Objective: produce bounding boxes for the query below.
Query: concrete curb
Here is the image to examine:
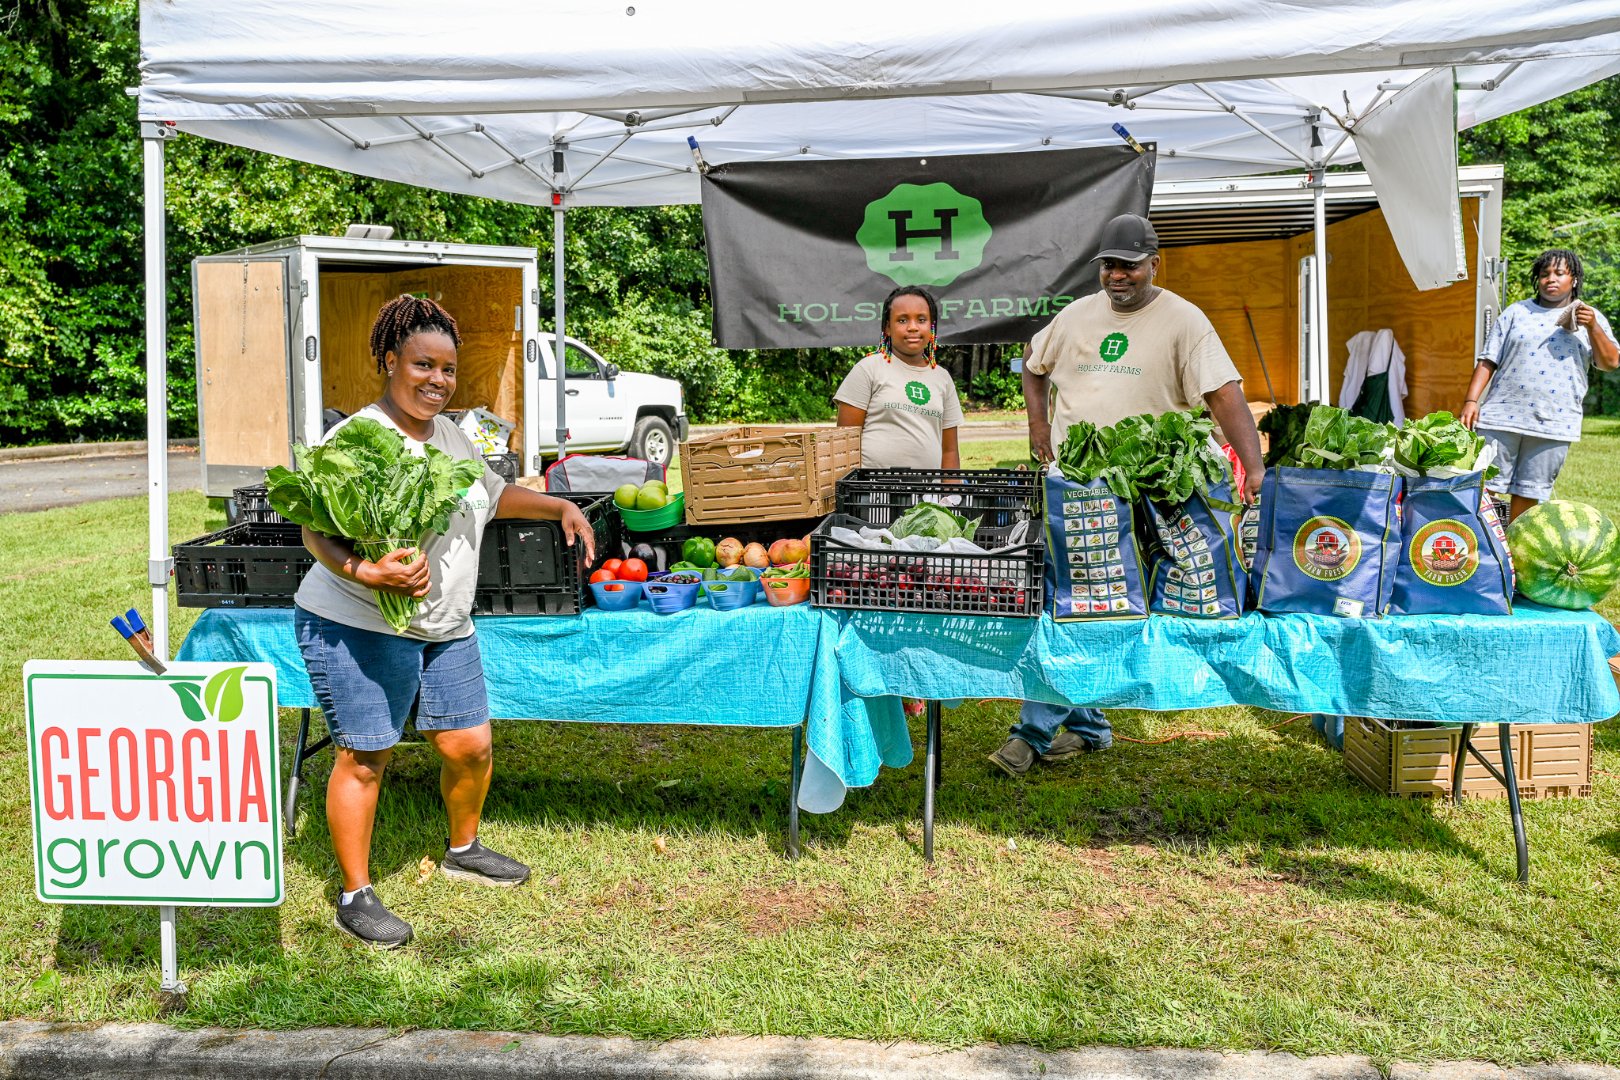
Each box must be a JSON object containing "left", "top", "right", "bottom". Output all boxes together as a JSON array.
[
  {"left": 0, "top": 1022, "right": 1614, "bottom": 1080},
  {"left": 0, "top": 439, "right": 197, "bottom": 464}
]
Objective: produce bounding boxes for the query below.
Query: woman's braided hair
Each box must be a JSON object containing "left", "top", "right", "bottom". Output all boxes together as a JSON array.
[{"left": 370, "top": 294, "right": 461, "bottom": 374}]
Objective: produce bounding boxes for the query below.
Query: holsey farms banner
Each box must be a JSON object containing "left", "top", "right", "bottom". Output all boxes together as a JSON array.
[{"left": 702, "top": 144, "right": 1155, "bottom": 348}]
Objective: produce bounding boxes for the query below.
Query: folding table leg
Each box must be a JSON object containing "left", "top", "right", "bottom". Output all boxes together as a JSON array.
[
  {"left": 923, "top": 701, "right": 941, "bottom": 863},
  {"left": 1452, "top": 723, "right": 1476, "bottom": 804},
  {"left": 284, "top": 708, "right": 334, "bottom": 838},
  {"left": 1498, "top": 722, "right": 1529, "bottom": 885},
  {"left": 787, "top": 725, "right": 804, "bottom": 860}
]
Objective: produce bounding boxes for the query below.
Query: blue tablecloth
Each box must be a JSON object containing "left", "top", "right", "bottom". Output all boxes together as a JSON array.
[
  {"left": 834, "top": 603, "right": 1620, "bottom": 725},
  {"left": 179, "top": 602, "right": 1620, "bottom": 815},
  {"left": 177, "top": 604, "right": 912, "bottom": 814}
]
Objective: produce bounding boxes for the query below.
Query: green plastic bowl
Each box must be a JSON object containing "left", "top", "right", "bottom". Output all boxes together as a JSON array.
[{"left": 617, "top": 491, "right": 685, "bottom": 532}]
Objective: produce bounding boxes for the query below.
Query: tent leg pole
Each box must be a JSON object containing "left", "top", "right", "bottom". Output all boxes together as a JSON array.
[
  {"left": 1311, "top": 172, "right": 1329, "bottom": 404},
  {"left": 553, "top": 205, "right": 568, "bottom": 461},
  {"left": 142, "top": 124, "right": 171, "bottom": 662}
]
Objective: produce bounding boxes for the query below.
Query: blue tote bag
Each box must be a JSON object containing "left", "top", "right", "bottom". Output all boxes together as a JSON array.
[
  {"left": 1144, "top": 481, "right": 1249, "bottom": 618},
  {"left": 1251, "top": 467, "right": 1402, "bottom": 618},
  {"left": 1389, "top": 471, "right": 1514, "bottom": 615},
  {"left": 1043, "top": 468, "right": 1148, "bottom": 620}
]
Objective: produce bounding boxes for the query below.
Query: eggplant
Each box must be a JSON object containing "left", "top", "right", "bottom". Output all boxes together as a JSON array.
[{"left": 630, "top": 541, "right": 665, "bottom": 572}]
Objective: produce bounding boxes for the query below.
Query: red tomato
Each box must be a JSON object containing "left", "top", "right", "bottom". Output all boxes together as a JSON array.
[
  {"left": 618, "top": 558, "right": 649, "bottom": 582},
  {"left": 602, "top": 558, "right": 624, "bottom": 576},
  {"left": 589, "top": 568, "right": 617, "bottom": 584},
  {"left": 603, "top": 582, "right": 625, "bottom": 592}
]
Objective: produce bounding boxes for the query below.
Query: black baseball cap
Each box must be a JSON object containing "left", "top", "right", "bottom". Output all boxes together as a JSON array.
[{"left": 1090, "top": 213, "right": 1159, "bottom": 263}]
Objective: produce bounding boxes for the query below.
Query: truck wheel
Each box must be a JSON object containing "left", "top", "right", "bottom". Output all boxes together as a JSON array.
[{"left": 630, "top": 415, "right": 674, "bottom": 466}]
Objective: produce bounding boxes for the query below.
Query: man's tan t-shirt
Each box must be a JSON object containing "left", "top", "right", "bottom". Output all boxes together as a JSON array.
[
  {"left": 834, "top": 353, "right": 964, "bottom": 470},
  {"left": 294, "top": 405, "right": 507, "bottom": 642},
  {"left": 1025, "top": 289, "right": 1241, "bottom": 441}
]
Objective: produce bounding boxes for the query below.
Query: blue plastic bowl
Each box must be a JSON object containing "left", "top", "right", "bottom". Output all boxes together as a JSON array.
[
  {"left": 705, "top": 578, "right": 760, "bottom": 610},
  {"left": 644, "top": 575, "right": 701, "bottom": 614},
  {"left": 589, "top": 579, "right": 644, "bottom": 612}
]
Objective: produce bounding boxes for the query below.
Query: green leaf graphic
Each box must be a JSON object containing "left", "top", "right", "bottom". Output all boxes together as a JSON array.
[
  {"left": 169, "top": 681, "right": 207, "bottom": 723},
  {"left": 203, "top": 666, "right": 247, "bottom": 723}
]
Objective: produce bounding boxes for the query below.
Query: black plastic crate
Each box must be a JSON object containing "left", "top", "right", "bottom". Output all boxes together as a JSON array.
[
  {"left": 809, "top": 513, "right": 1044, "bottom": 618},
  {"left": 472, "top": 492, "right": 618, "bottom": 616},
  {"left": 484, "top": 452, "right": 520, "bottom": 483},
  {"left": 230, "top": 484, "right": 289, "bottom": 525},
  {"left": 175, "top": 522, "right": 312, "bottom": 608},
  {"left": 606, "top": 516, "right": 823, "bottom": 574},
  {"left": 835, "top": 468, "right": 1041, "bottom": 530}
]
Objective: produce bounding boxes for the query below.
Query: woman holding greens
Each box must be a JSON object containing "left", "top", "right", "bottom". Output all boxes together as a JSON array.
[{"left": 293, "top": 294, "right": 594, "bottom": 949}]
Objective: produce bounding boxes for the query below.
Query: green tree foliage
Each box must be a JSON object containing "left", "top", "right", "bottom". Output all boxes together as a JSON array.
[{"left": 1460, "top": 76, "right": 1620, "bottom": 413}]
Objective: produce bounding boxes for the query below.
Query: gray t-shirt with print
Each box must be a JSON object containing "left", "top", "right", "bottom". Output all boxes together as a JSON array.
[
  {"left": 294, "top": 405, "right": 507, "bottom": 641},
  {"left": 1478, "top": 298, "right": 1613, "bottom": 442}
]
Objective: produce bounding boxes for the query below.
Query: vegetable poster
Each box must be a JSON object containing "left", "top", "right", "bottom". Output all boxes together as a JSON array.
[{"left": 701, "top": 145, "right": 1155, "bottom": 348}]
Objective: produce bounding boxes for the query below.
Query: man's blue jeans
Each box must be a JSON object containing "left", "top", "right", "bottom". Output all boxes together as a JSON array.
[{"left": 1013, "top": 701, "right": 1113, "bottom": 754}]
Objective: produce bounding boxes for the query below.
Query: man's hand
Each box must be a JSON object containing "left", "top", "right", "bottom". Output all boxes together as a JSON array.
[
  {"left": 560, "top": 502, "right": 596, "bottom": 565},
  {"left": 1029, "top": 421, "right": 1055, "bottom": 465},
  {"left": 1241, "top": 465, "right": 1264, "bottom": 505}
]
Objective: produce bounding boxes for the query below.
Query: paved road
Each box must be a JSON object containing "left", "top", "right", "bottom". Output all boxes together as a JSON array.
[
  {"left": 0, "top": 447, "right": 202, "bottom": 514},
  {"left": 0, "top": 425, "right": 1028, "bottom": 513}
]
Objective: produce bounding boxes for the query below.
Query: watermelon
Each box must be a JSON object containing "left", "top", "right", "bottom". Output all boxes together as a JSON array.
[{"left": 1506, "top": 500, "right": 1620, "bottom": 610}]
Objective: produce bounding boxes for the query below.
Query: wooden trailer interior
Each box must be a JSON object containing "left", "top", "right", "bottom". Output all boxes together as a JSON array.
[
  {"left": 318, "top": 263, "right": 526, "bottom": 450},
  {"left": 195, "top": 259, "right": 292, "bottom": 470},
  {"left": 1156, "top": 199, "right": 1482, "bottom": 416}
]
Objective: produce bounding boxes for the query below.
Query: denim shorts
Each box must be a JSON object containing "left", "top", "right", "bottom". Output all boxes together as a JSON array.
[
  {"left": 294, "top": 607, "right": 490, "bottom": 751},
  {"left": 1478, "top": 428, "right": 1571, "bottom": 501}
]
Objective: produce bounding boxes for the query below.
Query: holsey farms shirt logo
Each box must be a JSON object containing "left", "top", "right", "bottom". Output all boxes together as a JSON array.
[
  {"left": 857, "top": 182, "right": 991, "bottom": 288},
  {"left": 1099, "top": 332, "right": 1130, "bottom": 362},
  {"left": 905, "top": 381, "right": 932, "bottom": 406},
  {"left": 1411, "top": 520, "right": 1479, "bottom": 586},
  {"left": 1292, "top": 516, "right": 1362, "bottom": 581}
]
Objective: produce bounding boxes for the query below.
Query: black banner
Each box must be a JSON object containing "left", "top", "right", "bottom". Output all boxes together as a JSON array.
[{"left": 701, "top": 144, "right": 1155, "bottom": 348}]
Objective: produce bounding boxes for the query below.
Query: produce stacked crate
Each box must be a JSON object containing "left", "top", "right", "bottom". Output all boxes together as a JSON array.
[
  {"left": 1343, "top": 716, "right": 1593, "bottom": 800},
  {"left": 176, "top": 493, "right": 617, "bottom": 615},
  {"left": 174, "top": 523, "right": 312, "bottom": 608},
  {"left": 681, "top": 426, "right": 860, "bottom": 524},
  {"left": 472, "top": 493, "right": 618, "bottom": 615},
  {"left": 836, "top": 467, "right": 1040, "bottom": 529},
  {"left": 809, "top": 469, "right": 1046, "bottom": 618},
  {"left": 230, "top": 484, "right": 288, "bottom": 525}
]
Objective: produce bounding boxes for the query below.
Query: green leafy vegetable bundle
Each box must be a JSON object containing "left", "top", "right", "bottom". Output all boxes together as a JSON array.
[
  {"left": 890, "top": 501, "right": 981, "bottom": 542},
  {"left": 1394, "top": 410, "right": 1496, "bottom": 477},
  {"left": 1056, "top": 408, "right": 1231, "bottom": 505},
  {"left": 1273, "top": 405, "right": 1394, "bottom": 470},
  {"left": 265, "top": 418, "right": 485, "bottom": 632},
  {"left": 1256, "top": 402, "right": 1313, "bottom": 468}
]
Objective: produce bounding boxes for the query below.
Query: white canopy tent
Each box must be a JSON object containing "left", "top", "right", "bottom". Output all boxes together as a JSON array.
[
  {"left": 136, "top": 0, "right": 1620, "bottom": 645},
  {"left": 134, "top": 0, "right": 1620, "bottom": 991}
]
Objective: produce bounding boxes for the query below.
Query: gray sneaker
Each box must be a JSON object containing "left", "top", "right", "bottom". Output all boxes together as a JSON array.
[
  {"left": 988, "top": 737, "right": 1038, "bottom": 778},
  {"left": 334, "top": 886, "right": 413, "bottom": 949},
  {"left": 440, "top": 840, "right": 531, "bottom": 887},
  {"left": 1042, "top": 730, "right": 1111, "bottom": 762}
]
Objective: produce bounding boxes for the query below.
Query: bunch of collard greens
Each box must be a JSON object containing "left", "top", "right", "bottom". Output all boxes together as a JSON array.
[
  {"left": 266, "top": 418, "right": 485, "bottom": 632},
  {"left": 1056, "top": 409, "right": 1231, "bottom": 505},
  {"left": 1394, "top": 410, "right": 1496, "bottom": 477},
  {"left": 890, "top": 501, "right": 981, "bottom": 542},
  {"left": 1256, "top": 402, "right": 1313, "bottom": 468},
  {"left": 1275, "top": 405, "right": 1394, "bottom": 470}
]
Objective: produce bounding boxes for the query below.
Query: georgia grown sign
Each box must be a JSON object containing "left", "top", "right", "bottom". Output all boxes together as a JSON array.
[
  {"left": 25, "top": 661, "right": 283, "bottom": 906},
  {"left": 701, "top": 144, "right": 1155, "bottom": 348}
]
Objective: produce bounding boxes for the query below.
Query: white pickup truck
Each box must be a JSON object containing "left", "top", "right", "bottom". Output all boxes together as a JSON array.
[
  {"left": 191, "top": 234, "right": 688, "bottom": 497},
  {"left": 538, "top": 333, "right": 687, "bottom": 466}
]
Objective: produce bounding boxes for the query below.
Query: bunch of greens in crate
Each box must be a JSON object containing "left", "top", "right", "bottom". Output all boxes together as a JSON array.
[
  {"left": 1275, "top": 405, "right": 1394, "bottom": 470},
  {"left": 265, "top": 418, "right": 485, "bottom": 632},
  {"left": 1056, "top": 409, "right": 1230, "bottom": 505},
  {"left": 1394, "top": 411, "right": 1497, "bottom": 477},
  {"left": 890, "top": 501, "right": 981, "bottom": 542}
]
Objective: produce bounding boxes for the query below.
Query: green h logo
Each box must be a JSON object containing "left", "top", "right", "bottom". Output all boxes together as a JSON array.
[
  {"left": 1099, "top": 332, "right": 1130, "bottom": 362},
  {"left": 857, "top": 182, "right": 991, "bottom": 287},
  {"left": 905, "top": 381, "right": 931, "bottom": 405}
]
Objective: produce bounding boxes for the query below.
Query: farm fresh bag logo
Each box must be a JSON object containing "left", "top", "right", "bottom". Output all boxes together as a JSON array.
[
  {"left": 1411, "top": 520, "right": 1479, "bottom": 586},
  {"left": 857, "top": 182, "right": 991, "bottom": 288},
  {"left": 25, "top": 661, "right": 283, "bottom": 907},
  {"left": 1293, "top": 517, "right": 1362, "bottom": 582}
]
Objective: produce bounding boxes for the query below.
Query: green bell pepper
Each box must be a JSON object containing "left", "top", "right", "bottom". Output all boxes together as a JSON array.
[{"left": 681, "top": 537, "right": 717, "bottom": 568}]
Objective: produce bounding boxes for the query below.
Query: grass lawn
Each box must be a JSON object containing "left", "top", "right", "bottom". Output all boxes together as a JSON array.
[{"left": 1, "top": 423, "right": 1619, "bottom": 1065}]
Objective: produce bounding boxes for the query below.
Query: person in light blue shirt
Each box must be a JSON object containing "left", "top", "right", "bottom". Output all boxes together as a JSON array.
[{"left": 1462, "top": 248, "right": 1618, "bottom": 523}]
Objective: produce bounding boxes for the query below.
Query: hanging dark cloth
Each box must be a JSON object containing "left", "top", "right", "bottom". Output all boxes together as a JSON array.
[{"left": 1350, "top": 369, "right": 1395, "bottom": 424}]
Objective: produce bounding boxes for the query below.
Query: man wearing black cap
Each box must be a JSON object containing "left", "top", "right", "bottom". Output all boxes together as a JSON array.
[{"left": 988, "top": 212, "right": 1265, "bottom": 778}]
